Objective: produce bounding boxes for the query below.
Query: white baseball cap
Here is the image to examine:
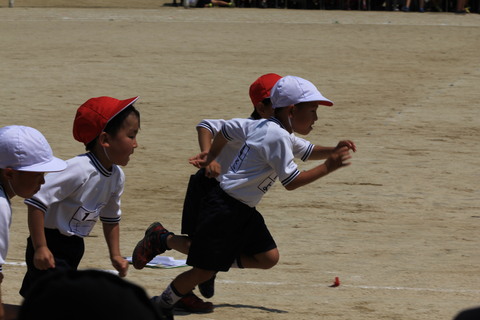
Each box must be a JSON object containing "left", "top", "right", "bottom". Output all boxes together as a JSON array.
[
  {"left": 270, "top": 75, "right": 333, "bottom": 109},
  {"left": 0, "top": 125, "right": 67, "bottom": 172}
]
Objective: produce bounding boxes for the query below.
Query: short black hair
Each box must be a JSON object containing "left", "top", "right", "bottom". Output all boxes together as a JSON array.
[{"left": 250, "top": 109, "right": 261, "bottom": 120}]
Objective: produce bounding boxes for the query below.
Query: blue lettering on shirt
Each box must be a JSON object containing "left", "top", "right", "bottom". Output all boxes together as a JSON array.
[{"left": 230, "top": 143, "right": 250, "bottom": 173}]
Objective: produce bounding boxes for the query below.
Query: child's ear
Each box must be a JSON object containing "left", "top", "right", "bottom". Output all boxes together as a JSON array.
[{"left": 98, "top": 132, "right": 110, "bottom": 147}]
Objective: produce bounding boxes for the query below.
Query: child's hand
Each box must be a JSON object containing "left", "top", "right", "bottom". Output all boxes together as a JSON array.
[
  {"left": 335, "top": 140, "right": 356, "bottom": 152},
  {"left": 205, "top": 161, "right": 221, "bottom": 178},
  {"left": 189, "top": 151, "right": 209, "bottom": 168},
  {"left": 33, "top": 246, "right": 55, "bottom": 270},
  {"left": 111, "top": 256, "right": 129, "bottom": 277},
  {"left": 325, "top": 146, "right": 352, "bottom": 173}
]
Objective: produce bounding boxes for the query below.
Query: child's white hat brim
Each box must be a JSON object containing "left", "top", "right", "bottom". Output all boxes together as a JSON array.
[{"left": 0, "top": 125, "right": 67, "bottom": 172}]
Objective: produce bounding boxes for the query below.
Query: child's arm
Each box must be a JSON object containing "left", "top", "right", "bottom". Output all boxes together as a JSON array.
[
  {"left": 190, "top": 132, "right": 229, "bottom": 169},
  {"left": 102, "top": 222, "right": 128, "bottom": 277},
  {"left": 197, "top": 127, "right": 213, "bottom": 152},
  {"left": 27, "top": 205, "right": 55, "bottom": 270},
  {"left": 191, "top": 118, "right": 252, "bottom": 168},
  {"left": 285, "top": 146, "right": 352, "bottom": 190},
  {"left": 308, "top": 140, "right": 356, "bottom": 160},
  {"left": 197, "top": 127, "right": 221, "bottom": 178}
]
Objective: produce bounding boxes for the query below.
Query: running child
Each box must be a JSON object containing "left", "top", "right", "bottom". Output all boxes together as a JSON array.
[
  {"left": 134, "top": 75, "right": 355, "bottom": 318},
  {"left": 132, "top": 74, "right": 284, "bottom": 314},
  {"left": 133, "top": 73, "right": 353, "bottom": 304},
  {"left": 19, "top": 96, "right": 140, "bottom": 297},
  {"left": 0, "top": 125, "right": 67, "bottom": 320}
]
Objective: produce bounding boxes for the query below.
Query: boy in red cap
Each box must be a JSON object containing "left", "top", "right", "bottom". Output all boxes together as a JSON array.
[{"left": 19, "top": 96, "right": 141, "bottom": 297}]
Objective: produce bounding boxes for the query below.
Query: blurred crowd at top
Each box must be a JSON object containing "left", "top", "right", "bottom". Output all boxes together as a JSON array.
[{"left": 177, "top": 0, "right": 478, "bottom": 13}]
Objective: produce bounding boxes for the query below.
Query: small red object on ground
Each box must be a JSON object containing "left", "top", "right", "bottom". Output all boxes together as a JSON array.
[{"left": 329, "top": 277, "right": 340, "bottom": 287}]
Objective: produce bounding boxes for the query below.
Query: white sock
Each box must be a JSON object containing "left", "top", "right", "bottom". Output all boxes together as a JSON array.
[{"left": 158, "top": 283, "right": 183, "bottom": 308}]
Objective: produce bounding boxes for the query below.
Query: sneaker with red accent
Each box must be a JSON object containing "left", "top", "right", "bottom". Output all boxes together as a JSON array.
[
  {"left": 175, "top": 292, "right": 214, "bottom": 313},
  {"left": 132, "top": 222, "right": 172, "bottom": 270}
]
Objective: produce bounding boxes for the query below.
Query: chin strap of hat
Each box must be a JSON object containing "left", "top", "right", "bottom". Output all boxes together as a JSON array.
[
  {"left": 7, "top": 179, "right": 17, "bottom": 197},
  {"left": 287, "top": 115, "right": 294, "bottom": 133},
  {"left": 103, "top": 147, "right": 111, "bottom": 162}
]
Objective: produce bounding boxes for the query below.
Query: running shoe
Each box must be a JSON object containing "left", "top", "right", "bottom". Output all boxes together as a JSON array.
[
  {"left": 175, "top": 292, "right": 214, "bottom": 313},
  {"left": 132, "top": 222, "right": 172, "bottom": 270}
]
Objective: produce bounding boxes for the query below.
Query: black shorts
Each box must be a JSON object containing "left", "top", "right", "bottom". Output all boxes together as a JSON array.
[
  {"left": 20, "top": 228, "right": 84, "bottom": 297},
  {"left": 181, "top": 168, "right": 219, "bottom": 236},
  {"left": 187, "top": 186, "right": 277, "bottom": 272}
]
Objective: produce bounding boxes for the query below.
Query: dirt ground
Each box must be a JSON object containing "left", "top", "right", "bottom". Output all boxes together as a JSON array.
[{"left": 1, "top": 2, "right": 479, "bottom": 320}]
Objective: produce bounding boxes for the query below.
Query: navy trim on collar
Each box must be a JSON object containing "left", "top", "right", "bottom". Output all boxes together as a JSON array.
[
  {"left": 268, "top": 117, "right": 285, "bottom": 130},
  {"left": 86, "top": 152, "right": 112, "bottom": 177}
]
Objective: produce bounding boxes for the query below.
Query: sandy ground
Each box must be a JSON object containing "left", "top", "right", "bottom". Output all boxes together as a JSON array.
[{"left": 1, "top": 2, "right": 480, "bottom": 320}]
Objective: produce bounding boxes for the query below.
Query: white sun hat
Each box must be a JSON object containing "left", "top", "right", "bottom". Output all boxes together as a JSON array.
[
  {"left": 0, "top": 125, "right": 67, "bottom": 172},
  {"left": 270, "top": 75, "right": 333, "bottom": 109}
]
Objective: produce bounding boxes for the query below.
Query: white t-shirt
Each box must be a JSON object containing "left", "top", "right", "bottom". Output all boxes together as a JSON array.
[
  {"left": 24, "top": 153, "right": 124, "bottom": 238},
  {"left": 218, "top": 117, "right": 300, "bottom": 207},
  {"left": 0, "top": 184, "right": 12, "bottom": 272},
  {"left": 197, "top": 118, "right": 313, "bottom": 182}
]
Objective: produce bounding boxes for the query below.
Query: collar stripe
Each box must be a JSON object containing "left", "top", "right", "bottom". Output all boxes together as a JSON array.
[{"left": 86, "top": 153, "right": 112, "bottom": 177}]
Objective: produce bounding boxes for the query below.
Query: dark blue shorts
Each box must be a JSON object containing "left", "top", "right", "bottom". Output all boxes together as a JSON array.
[
  {"left": 20, "top": 228, "right": 84, "bottom": 297},
  {"left": 181, "top": 168, "right": 219, "bottom": 236},
  {"left": 186, "top": 186, "right": 277, "bottom": 272}
]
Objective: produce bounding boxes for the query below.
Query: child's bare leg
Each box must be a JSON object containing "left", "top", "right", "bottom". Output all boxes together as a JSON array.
[
  {"left": 196, "top": 248, "right": 280, "bottom": 299},
  {"left": 239, "top": 248, "right": 279, "bottom": 269},
  {"left": 172, "top": 268, "right": 216, "bottom": 295},
  {"left": 166, "top": 234, "right": 191, "bottom": 255}
]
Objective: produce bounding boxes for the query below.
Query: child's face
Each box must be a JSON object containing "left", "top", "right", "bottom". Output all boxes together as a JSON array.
[
  {"left": 105, "top": 113, "right": 140, "bottom": 166},
  {"left": 291, "top": 101, "right": 319, "bottom": 135},
  {"left": 10, "top": 170, "right": 45, "bottom": 198}
]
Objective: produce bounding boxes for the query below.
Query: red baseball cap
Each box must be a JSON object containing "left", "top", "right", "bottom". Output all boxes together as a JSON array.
[
  {"left": 73, "top": 96, "right": 139, "bottom": 144},
  {"left": 249, "top": 73, "right": 282, "bottom": 106}
]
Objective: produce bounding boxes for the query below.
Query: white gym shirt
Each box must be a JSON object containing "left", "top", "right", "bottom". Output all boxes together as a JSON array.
[
  {"left": 218, "top": 117, "right": 302, "bottom": 208},
  {"left": 0, "top": 184, "right": 12, "bottom": 272},
  {"left": 197, "top": 118, "right": 314, "bottom": 183},
  {"left": 24, "top": 152, "right": 124, "bottom": 238}
]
